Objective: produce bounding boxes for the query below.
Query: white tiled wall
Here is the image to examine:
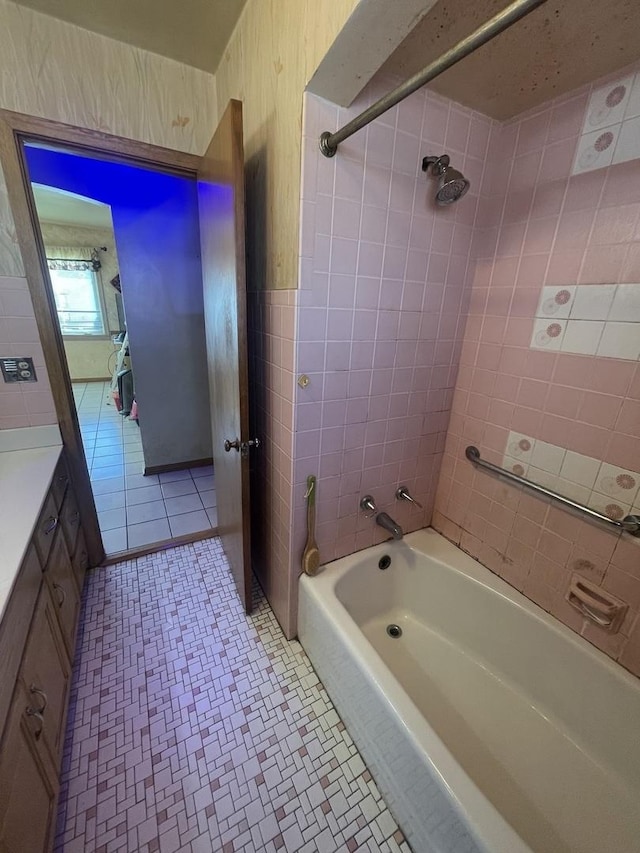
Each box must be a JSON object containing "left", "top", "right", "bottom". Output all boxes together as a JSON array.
[
  {"left": 572, "top": 72, "right": 640, "bottom": 174},
  {"left": 504, "top": 431, "right": 640, "bottom": 520},
  {"left": 530, "top": 283, "right": 640, "bottom": 360}
]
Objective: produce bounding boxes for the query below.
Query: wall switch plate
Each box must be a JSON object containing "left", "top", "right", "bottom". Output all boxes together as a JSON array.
[{"left": 0, "top": 356, "right": 37, "bottom": 382}]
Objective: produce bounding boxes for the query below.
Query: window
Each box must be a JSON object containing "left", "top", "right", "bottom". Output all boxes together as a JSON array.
[{"left": 49, "top": 266, "right": 106, "bottom": 336}]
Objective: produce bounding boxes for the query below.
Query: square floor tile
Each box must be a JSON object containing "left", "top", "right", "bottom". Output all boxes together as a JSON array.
[
  {"left": 91, "top": 476, "right": 125, "bottom": 496},
  {"left": 101, "top": 526, "right": 127, "bottom": 554},
  {"left": 164, "top": 493, "right": 204, "bottom": 516},
  {"left": 125, "top": 461, "right": 145, "bottom": 477},
  {"left": 168, "top": 510, "right": 210, "bottom": 537},
  {"left": 126, "top": 473, "right": 159, "bottom": 490},
  {"left": 195, "top": 475, "right": 215, "bottom": 493},
  {"left": 127, "top": 518, "right": 171, "bottom": 548},
  {"left": 94, "top": 491, "right": 125, "bottom": 512},
  {"left": 126, "top": 484, "right": 163, "bottom": 505},
  {"left": 98, "top": 507, "right": 127, "bottom": 531},
  {"left": 161, "top": 479, "right": 197, "bottom": 499},
  {"left": 91, "top": 464, "right": 125, "bottom": 481},
  {"left": 126, "top": 500, "right": 167, "bottom": 526},
  {"left": 91, "top": 452, "right": 123, "bottom": 469},
  {"left": 199, "top": 489, "right": 217, "bottom": 509}
]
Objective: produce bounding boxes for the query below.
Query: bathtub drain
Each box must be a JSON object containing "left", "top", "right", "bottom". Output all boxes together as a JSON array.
[{"left": 386, "top": 624, "right": 403, "bottom": 638}]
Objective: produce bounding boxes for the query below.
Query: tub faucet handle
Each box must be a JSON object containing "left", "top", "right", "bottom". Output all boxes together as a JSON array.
[
  {"left": 396, "top": 486, "right": 423, "bottom": 509},
  {"left": 360, "top": 495, "right": 377, "bottom": 517}
]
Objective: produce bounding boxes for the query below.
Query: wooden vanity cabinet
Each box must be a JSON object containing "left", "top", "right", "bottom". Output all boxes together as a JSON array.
[
  {"left": 0, "top": 681, "right": 58, "bottom": 853},
  {"left": 0, "top": 450, "right": 90, "bottom": 853}
]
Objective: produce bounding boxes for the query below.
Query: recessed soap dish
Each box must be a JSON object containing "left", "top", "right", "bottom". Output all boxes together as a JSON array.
[{"left": 566, "top": 574, "right": 628, "bottom": 633}]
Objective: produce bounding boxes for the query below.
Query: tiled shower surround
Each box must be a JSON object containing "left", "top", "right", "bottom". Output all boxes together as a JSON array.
[
  {"left": 432, "top": 60, "right": 640, "bottom": 676},
  {"left": 252, "top": 64, "right": 640, "bottom": 673},
  {"left": 249, "top": 76, "right": 492, "bottom": 637},
  {"left": 55, "top": 539, "right": 410, "bottom": 853}
]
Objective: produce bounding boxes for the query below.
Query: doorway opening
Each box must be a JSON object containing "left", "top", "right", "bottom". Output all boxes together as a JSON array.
[{"left": 22, "top": 140, "right": 217, "bottom": 555}]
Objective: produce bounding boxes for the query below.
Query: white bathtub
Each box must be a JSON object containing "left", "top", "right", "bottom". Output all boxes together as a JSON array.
[{"left": 298, "top": 528, "right": 640, "bottom": 853}]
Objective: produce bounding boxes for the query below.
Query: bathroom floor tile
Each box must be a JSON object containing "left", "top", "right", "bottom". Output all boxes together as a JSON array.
[
  {"left": 54, "top": 539, "right": 411, "bottom": 853},
  {"left": 206, "top": 507, "right": 218, "bottom": 527}
]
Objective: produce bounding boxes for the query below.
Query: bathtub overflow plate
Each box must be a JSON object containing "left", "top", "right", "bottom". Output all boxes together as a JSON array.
[{"left": 386, "top": 624, "right": 402, "bottom": 639}]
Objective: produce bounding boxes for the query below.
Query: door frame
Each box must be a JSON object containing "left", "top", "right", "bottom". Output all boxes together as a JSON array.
[{"left": 0, "top": 109, "right": 202, "bottom": 566}]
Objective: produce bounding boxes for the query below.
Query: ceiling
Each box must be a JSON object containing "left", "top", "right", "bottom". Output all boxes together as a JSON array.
[
  {"left": 32, "top": 184, "right": 114, "bottom": 229},
  {"left": 11, "top": 0, "right": 248, "bottom": 73},
  {"left": 380, "top": 0, "right": 640, "bottom": 120}
]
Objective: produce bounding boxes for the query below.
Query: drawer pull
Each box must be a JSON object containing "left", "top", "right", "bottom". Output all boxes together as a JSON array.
[
  {"left": 43, "top": 516, "right": 59, "bottom": 536},
  {"left": 57, "top": 474, "right": 69, "bottom": 486},
  {"left": 29, "top": 685, "right": 48, "bottom": 713},
  {"left": 69, "top": 511, "right": 80, "bottom": 526},
  {"left": 26, "top": 708, "right": 44, "bottom": 740},
  {"left": 53, "top": 582, "right": 66, "bottom": 607}
]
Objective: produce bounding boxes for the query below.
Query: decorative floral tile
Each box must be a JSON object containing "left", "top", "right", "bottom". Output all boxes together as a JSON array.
[{"left": 530, "top": 318, "right": 567, "bottom": 350}]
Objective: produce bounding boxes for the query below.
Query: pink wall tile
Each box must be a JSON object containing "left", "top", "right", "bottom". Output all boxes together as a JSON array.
[{"left": 433, "top": 60, "right": 640, "bottom": 679}]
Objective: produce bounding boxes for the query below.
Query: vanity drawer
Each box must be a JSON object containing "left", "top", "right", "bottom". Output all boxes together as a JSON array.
[{"left": 33, "top": 491, "right": 60, "bottom": 567}]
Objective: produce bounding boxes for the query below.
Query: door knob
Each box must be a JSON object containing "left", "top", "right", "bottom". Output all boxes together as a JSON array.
[{"left": 224, "top": 437, "right": 261, "bottom": 454}]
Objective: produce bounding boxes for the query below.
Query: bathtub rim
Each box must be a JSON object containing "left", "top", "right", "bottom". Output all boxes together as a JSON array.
[{"left": 299, "top": 526, "right": 640, "bottom": 853}]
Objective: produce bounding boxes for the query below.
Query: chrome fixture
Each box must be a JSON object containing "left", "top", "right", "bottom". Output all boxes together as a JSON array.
[
  {"left": 376, "top": 512, "right": 404, "bottom": 541},
  {"left": 224, "top": 437, "right": 260, "bottom": 456},
  {"left": 466, "top": 446, "right": 640, "bottom": 537},
  {"left": 422, "top": 155, "right": 470, "bottom": 205},
  {"left": 386, "top": 624, "right": 403, "bottom": 638},
  {"left": 318, "top": 0, "right": 548, "bottom": 157},
  {"left": 360, "top": 495, "right": 377, "bottom": 517},
  {"left": 395, "top": 486, "right": 424, "bottom": 509}
]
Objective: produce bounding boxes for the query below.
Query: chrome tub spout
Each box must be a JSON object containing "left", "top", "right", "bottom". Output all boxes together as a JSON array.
[{"left": 376, "top": 512, "right": 403, "bottom": 540}]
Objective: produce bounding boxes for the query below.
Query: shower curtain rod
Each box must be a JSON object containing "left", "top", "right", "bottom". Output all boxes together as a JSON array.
[{"left": 319, "top": 0, "right": 548, "bottom": 158}]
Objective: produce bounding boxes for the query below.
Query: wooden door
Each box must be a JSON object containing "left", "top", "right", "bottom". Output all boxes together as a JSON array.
[{"left": 198, "top": 100, "right": 253, "bottom": 612}]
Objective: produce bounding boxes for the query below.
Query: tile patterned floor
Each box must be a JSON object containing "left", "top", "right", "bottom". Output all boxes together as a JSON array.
[
  {"left": 73, "top": 382, "right": 216, "bottom": 555},
  {"left": 54, "top": 538, "right": 412, "bottom": 853}
]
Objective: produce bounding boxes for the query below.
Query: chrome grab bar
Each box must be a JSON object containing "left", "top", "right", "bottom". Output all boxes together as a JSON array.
[{"left": 465, "top": 446, "right": 640, "bottom": 538}]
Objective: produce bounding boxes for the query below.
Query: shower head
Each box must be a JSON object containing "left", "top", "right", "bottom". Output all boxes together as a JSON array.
[{"left": 421, "top": 155, "right": 470, "bottom": 205}]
